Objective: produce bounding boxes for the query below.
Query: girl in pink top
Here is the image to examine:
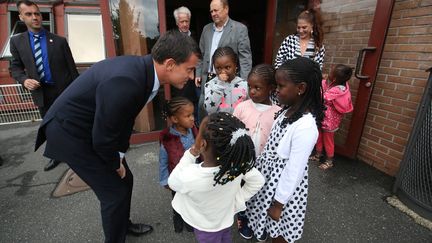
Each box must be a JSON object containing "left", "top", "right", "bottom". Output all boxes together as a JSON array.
[
  {"left": 310, "top": 64, "right": 353, "bottom": 170},
  {"left": 234, "top": 64, "right": 281, "bottom": 156},
  {"left": 233, "top": 64, "right": 281, "bottom": 240}
]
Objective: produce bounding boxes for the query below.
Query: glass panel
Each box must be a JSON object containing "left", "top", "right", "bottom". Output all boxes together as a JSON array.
[
  {"left": 67, "top": 14, "right": 106, "bottom": 63},
  {"left": 320, "top": 0, "right": 378, "bottom": 146},
  {"left": 109, "top": 0, "right": 165, "bottom": 133}
]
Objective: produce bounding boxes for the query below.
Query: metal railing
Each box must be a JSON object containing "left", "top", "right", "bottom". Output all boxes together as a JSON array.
[
  {"left": 393, "top": 68, "right": 432, "bottom": 220},
  {"left": 0, "top": 84, "right": 41, "bottom": 125}
]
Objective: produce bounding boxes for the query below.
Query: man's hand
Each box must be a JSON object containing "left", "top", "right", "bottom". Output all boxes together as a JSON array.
[
  {"left": 23, "top": 79, "right": 41, "bottom": 90},
  {"left": 116, "top": 161, "right": 126, "bottom": 179},
  {"left": 195, "top": 77, "right": 201, "bottom": 87},
  {"left": 267, "top": 200, "right": 284, "bottom": 221}
]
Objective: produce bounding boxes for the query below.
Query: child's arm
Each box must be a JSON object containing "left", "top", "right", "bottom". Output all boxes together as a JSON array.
[
  {"left": 167, "top": 149, "right": 200, "bottom": 193},
  {"left": 235, "top": 167, "right": 265, "bottom": 212},
  {"left": 274, "top": 126, "right": 317, "bottom": 205},
  {"left": 204, "top": 81, "right": 224, "bottom": 114},
  {"left": 233, "top": 101, "right": 244, "bottom": 120},
  {"left": 159, "top": 145, "right": 169, "bottom": 188}
]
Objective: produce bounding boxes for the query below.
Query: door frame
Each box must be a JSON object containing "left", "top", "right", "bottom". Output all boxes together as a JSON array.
[{"left": 334, "top": 0, "right": 395, "bottom": 158}]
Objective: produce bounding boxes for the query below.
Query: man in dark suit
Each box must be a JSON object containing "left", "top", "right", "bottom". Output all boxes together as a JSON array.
[
  {"left": 194, "top": 0, "right": 252, "bottom": 121},
  {"left": 9, "top": 0, "right": 79, "bottom": 171},
  {"left": 35, "top": 30, "right": 201, "bottom": 243}
]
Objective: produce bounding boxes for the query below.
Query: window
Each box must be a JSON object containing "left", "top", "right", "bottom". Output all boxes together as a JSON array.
[
  {"left": 1, "top": 10, "right": 52, "bottom": 60},
  {"left": 66, "top": 14, "right": 106, "bottom": 63}
]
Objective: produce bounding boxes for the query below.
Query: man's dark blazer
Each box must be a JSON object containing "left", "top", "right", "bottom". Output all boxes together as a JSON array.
[
  {"left": 35, "top": 55, "right": 155, "bottom": 171},
  {"left": 9, "top": 30, "right": 79, "bottom": 108}
]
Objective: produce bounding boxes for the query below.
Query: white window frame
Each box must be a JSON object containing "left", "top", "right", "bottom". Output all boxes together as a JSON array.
[{"left": 66, "top": 13, "right": 106, "bottom": 64}]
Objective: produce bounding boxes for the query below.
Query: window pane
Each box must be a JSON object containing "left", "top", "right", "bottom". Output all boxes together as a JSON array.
[
  {"left": 108, "top": 0, "right": 165, "bottom": 133},
  {"left": 67, "top": 14, "right": 106, "bottom": 63}
]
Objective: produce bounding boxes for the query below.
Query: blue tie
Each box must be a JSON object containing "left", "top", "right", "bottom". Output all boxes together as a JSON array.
[{"left": 33, "top": 34, "right": 45, "bottom": 83}]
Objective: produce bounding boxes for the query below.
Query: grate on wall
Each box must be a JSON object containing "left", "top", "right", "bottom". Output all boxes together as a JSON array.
[{"left": 394, "top": 68, "right": 432, "bottom": 220}]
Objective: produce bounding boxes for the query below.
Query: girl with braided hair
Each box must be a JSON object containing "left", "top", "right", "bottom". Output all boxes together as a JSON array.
[
  {"left": 159, "top": 96, "right": 197, "bottom": 233},
  {"left": 168, "top": 112, "right": 264, "bottom": 243},
  {"left": 203, "top": 47, "right": 248, "bottom": 117},
  {"left": 233, "top": 64, "right": 281, "bottom": 240},
  {"left": 245, "top": 57, "right": 324, "bottom": 242}
]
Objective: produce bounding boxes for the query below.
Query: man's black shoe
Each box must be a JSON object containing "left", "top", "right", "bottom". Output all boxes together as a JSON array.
[
  {"left": 44, "top": 159, "right": 60, "bottom": 171},
  {"left": 127, "top": 223, "right": 153, "bottom": 236}
]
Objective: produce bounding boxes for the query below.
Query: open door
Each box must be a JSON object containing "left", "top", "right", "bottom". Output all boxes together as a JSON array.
[{"left": 318, "top": 0, "right": 395, "bottom": 158}]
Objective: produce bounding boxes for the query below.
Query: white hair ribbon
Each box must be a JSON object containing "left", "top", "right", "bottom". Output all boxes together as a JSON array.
[{"left": 229, "top": 128, "right": 248, "bottom": 146}]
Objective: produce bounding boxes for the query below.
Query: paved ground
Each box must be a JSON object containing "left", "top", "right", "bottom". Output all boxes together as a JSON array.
[{"left": 0, "top": 122, "right": 431, "bottom": 243}]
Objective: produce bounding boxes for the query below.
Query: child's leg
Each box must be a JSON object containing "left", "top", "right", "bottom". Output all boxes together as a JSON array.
[
  {"left": 310, "top": 129, "right": 323, "bottom": 162},
  {"left": 315, "top": 129, "right": 324, "bottom": 155},
  {"left": 237, "top": 211, "right": 253, "bottom": 239},
  {"left": 319, "top": 131, "right": 335, "bottom": 170},
  {"left": 171, "top": 191, "right": 183, "bottom": 232},
  {"left": 322, "top": 131, "right": 335, "bottom": 160}
]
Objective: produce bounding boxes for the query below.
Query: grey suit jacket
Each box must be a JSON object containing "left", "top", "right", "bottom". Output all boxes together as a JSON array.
[
  {"left": 196, "top": 18, "right": 252, "bottom": 83},
  {"left": 9, "top": 30, "right": 79, "bottom": 108}
]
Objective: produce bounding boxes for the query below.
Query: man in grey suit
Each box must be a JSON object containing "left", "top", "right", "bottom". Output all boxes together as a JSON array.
[
  {"left": 9, "top": 0, "right": 79, "bottom": 171},
  {"left": 195, "top": 0, "right": 252, "bottom": 121}
]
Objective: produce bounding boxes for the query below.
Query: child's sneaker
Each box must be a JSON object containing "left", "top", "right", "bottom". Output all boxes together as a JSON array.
[
  {"left": 238, "top": 224, "right": 253, "bottom": 239},
  {"left": 237, "top": 213, "right": 253, "bottom": 239},
  {"left": 256, "top": 231, "right": 268, "bottom": 242}
]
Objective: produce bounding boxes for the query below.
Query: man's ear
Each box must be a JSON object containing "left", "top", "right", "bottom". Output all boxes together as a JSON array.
[{"left": 164, "top": 58, "right": 176, "bottom": 72}]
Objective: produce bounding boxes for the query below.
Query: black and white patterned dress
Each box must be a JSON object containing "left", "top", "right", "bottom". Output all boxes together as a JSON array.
[
  {"left": 274, "top": 34, "right": 325, "bottom": 70},
  {"left": 245, "top": 111, "right": 318, "bottom": 242}
]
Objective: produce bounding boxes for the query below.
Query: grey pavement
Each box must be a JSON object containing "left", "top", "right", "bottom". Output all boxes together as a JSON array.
[{"left": 0, "top": 122, "right": 431, "bottom": 243}]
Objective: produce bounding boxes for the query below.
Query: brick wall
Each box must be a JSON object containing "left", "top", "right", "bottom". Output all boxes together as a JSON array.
[
  {"left": 321, "top": 0, "right": 431, "bottom": 176},
  {"left": 357, "top": 0, "right": 432, "bottom": 176}
]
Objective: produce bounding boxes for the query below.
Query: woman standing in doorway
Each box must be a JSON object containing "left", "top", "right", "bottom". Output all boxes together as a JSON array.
[{"left": 274, "top": 9, "right": 325, "bottom": 70}]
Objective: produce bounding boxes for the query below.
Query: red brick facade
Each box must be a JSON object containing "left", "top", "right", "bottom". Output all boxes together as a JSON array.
[
  {"left": 357, "top": 0, "right": 431, "bottom": 176},
  {"left": 323, "top": 0, "right": 431, "bottom": 176}
]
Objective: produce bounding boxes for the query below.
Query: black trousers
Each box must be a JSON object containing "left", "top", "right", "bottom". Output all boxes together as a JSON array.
[
  {"left": 45, "top": 119, "right": 133, "bottom": 243},
  {"left": 69, "top": 160, "right": 133, "bottom": 243},
  {"left": 38, "top": 85, "right": 60, "bottom": 118}
]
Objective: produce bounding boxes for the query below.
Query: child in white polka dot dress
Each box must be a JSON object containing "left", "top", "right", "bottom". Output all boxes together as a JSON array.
[{"left": 245, "top": 57, "right": 324, "bottom": 242}]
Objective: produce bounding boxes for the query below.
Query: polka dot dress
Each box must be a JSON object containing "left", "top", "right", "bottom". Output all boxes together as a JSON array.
[{"left": 246, "top": 113, "right": 309, "bottom": 242}]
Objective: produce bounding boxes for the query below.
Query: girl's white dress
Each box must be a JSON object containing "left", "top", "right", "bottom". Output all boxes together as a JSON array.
[{"left": 246, "top": 111, "right": 318, "bottom": 242}]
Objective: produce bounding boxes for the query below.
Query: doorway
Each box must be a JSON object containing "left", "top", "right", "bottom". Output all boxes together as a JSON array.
[{"left": 164, "top": 0, "right": 267, "bottom": 65}]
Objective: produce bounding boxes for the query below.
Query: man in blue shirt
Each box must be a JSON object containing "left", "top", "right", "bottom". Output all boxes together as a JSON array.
[{"left": 9, "top": 0, "right": 79, "bottom": 171}]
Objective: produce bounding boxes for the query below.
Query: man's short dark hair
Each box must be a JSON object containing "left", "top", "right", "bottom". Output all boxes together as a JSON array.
[
  {"left": 151, "top": 30, "right": 201, "bottom": 64},
  {"left": 16, "top": 0, "right": 38, "bottom": 11}
]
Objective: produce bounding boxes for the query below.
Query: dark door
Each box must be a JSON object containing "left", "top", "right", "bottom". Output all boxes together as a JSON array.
[{"left": 164, "top": 0, "right": 267, "bottom": 66}]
